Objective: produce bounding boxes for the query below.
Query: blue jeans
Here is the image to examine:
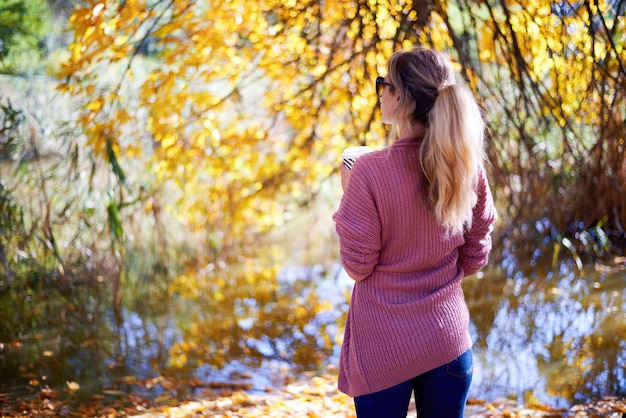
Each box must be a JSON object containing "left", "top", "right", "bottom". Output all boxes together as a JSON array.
[{"left": 354, "top": 349, "right": 473, "bottom": 418}]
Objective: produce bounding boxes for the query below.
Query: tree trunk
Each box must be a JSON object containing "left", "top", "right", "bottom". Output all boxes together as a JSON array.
[{"left": 0, "top": 240, "right": 12, "bottom": 284}]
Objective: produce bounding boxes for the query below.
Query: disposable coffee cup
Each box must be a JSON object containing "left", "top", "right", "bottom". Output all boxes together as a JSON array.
[{"left": 342, "top": 146, "right": 372, "bottom": 171}]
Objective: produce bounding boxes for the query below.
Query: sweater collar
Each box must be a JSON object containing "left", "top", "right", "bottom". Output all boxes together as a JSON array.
[{"left": 392, "top": 135, "right": 424, "bottom": 148}]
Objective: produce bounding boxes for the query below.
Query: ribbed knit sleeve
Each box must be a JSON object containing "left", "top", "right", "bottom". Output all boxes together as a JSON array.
[
  {"left": 333, "top": 160, "right": 381, "bottom": 281},
  {"left": 459, "top": 167, "right": 498, "bottom": 276}
]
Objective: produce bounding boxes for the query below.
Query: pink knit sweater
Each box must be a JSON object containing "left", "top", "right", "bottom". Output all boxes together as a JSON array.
[{"left": 333, "top": 136, "right": 497, "bottom": 398}]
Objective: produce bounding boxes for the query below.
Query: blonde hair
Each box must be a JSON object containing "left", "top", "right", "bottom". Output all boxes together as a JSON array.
[{"left": 386, "top": 48, "right": 485, "bottom": 234}]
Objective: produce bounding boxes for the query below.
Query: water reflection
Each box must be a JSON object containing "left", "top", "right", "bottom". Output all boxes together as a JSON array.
[
  {"left": 0, "top": 278, "right": 116, "bottom": 398},
  {"left": 0, "top": 259, "right": 624, "bottom": 407},
  {"left": 464, "top": 261, "right": 626, "bottom": 407}
]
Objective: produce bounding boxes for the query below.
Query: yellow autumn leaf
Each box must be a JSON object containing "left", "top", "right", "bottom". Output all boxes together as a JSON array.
[
  {"left": 86, "top": 98, "right": 103, "bottom": 112},
  {"left": 66, "top": 381, "right": 80, "bottom": 392}
]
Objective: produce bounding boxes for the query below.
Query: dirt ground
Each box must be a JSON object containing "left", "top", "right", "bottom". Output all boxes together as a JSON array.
[
  {"left": 130, "top": 376, "right": 625, "bottom": 418},
  {"left": 2, "top": 374, "right": 625, "bottom": 417}
]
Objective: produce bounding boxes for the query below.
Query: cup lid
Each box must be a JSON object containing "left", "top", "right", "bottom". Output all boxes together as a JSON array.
[{"left": 342, "top": 146, "right": 372, "bottom": 159}]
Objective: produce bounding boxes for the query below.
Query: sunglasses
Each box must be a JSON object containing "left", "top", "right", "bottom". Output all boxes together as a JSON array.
[{"left": 376, "top": 76, "right": 393, "bottom": 97}]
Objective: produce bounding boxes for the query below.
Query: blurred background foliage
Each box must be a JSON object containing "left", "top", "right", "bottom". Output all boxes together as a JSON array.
[
  {"left": 0, "top": 0, "right": 624, "bottom": 407},
  {"left": 52, "top": 0, "right": 626, "bottom": 269},
  {"left": 0, "top": 0, "right": 55, "bottom": 74},
  {"left": 1, "top": 0, "right": 623, "bottom": 281}
]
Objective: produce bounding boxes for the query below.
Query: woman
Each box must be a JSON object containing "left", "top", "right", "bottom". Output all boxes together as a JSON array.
[{"left": 333, "top": 47, "right": 498, "bottom": 418}]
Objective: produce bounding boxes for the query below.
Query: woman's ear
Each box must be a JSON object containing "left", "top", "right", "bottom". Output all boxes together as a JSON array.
[{"left": 394, "top": 90, "right": 401, "bottom": 107}]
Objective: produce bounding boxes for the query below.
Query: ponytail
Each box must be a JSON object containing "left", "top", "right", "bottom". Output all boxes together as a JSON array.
[
  {"left": 385, "top": 48, "right": 486, "bottom": 234},
  {"left": 420, "top": 84, "right": 485, "bottom": 234}
]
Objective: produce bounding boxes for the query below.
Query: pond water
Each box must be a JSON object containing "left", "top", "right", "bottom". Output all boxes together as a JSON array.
[{"left": 0, "top": 257, "right": 624, "bottom": 409}]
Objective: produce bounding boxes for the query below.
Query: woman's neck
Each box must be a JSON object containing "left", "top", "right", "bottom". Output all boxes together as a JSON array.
[{"left": 397, "top": 121, "right": 426, "bottom": 139}]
